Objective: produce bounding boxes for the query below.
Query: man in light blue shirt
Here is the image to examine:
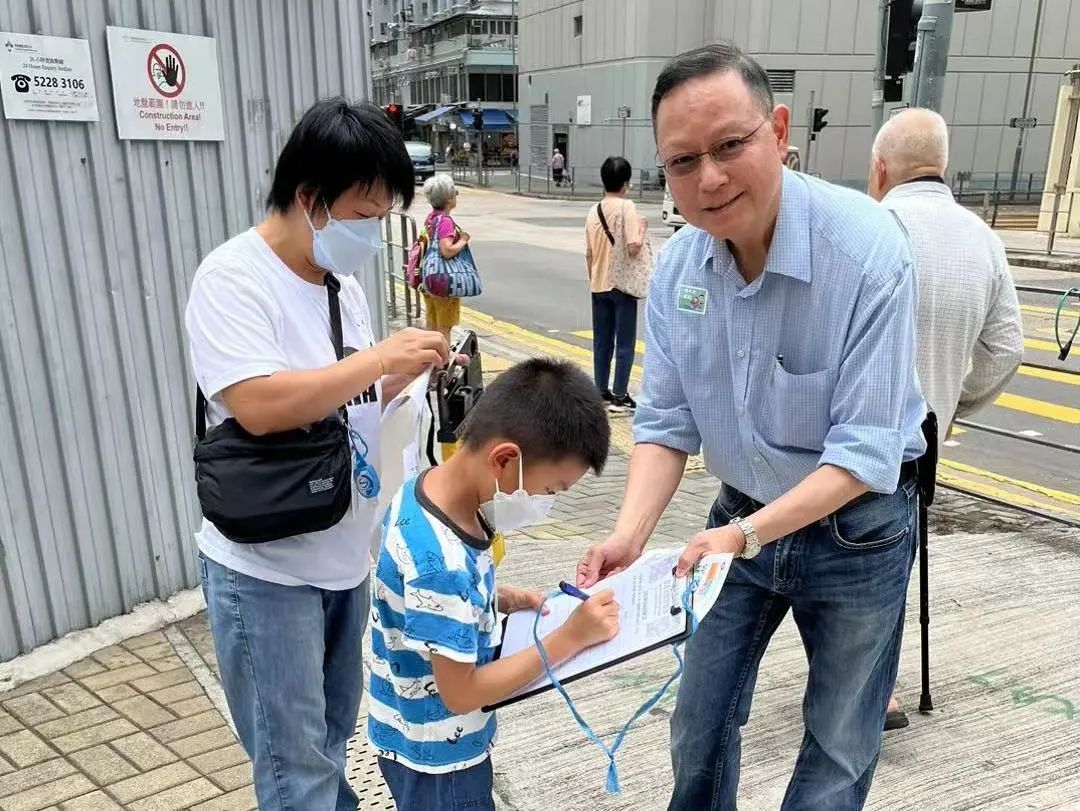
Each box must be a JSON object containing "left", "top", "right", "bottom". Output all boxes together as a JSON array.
[{"left": 578, "top": 43, "right": 926, "bottom": 811}]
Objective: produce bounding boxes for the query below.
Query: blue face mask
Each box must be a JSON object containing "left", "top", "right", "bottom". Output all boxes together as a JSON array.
[
  {"left": 531, "top": 575, "right": 700, "bottom": 794},
  {"left": 304, "top": 204, "right": 383, "bottom": 276}
]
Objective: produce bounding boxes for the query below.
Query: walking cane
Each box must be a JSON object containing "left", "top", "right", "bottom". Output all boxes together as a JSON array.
[{"left": 917, "top": 413, "right": 939, "bottom": 714}]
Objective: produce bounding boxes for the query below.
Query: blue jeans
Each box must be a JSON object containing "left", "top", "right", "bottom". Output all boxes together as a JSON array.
[
  {"left": 669, "top": 478, "right": 917, "bottom": 811},
  {"left": 592, "top": 289, "right": 638, "bottom": 396},
  {"left": 199, "top": 554, "right": 369, "bottom": 811},
  {"left": 379, "top": 756, "right": 494, "bottom": 810}
]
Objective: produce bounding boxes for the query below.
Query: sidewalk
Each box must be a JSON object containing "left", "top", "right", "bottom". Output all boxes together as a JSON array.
[
  {"left": 998, "top": 229, "right": 1080, "bottom": 272},
  {"left": 3, "top": 317, "right": 1080, "bottom": 810}
]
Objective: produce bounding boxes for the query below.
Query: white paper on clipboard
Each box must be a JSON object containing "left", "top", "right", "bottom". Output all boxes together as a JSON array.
[{"left": 493, "top": 549, "right": 734, "bottom": 706}]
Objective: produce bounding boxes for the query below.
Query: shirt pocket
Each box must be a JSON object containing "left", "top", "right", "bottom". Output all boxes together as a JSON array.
[{"left": 761, "top": 364, "right": 835, "bottom": 452}]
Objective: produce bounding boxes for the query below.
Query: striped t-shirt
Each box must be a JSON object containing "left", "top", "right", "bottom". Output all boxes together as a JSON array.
[{"left": 367, "top": 471, "right": 500, "bottom": 773}]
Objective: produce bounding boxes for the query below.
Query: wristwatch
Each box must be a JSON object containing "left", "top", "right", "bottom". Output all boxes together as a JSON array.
[{"left": 730, "top": 517, "right": 762, "bottom": 559}]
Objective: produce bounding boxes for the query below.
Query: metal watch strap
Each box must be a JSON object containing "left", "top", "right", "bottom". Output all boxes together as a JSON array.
[{"left": 730, "top": 517, "right": 761, "bottom": 559}]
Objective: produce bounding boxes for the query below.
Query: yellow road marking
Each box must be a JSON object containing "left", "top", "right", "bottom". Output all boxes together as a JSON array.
[
  {"left": 938, "top": 459, "right": 1080, "bottom": 506},
  {"left": 1018, "top": 365, "right": 1080, "bottom": 385},
  {"left": 938, "top": 470, "right": 1080, "bottom": 519},
  {"left": 571, "top": 329, "right": 647, "bottom": 355},
  {"left": 1026, "top": 337, "right": 1064, "bottom": 353},
  {"left": 1021, "top": 303, "right": 1078, "bottom": 316},
  {"left": 993, "top": 392, "right": 1080, "bottom": 424}
]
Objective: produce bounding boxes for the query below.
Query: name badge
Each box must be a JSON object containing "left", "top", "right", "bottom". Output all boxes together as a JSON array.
[{"left": 677, "top": 285, "right": 708, "bottom": 314}]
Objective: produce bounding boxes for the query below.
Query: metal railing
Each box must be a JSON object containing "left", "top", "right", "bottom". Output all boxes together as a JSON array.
[
  {"left": 516, "top": 164, "right": 667, "bottom": 201},
  {"left": 382, "top": 211, "right": 422, "bottom": 326},
  {"left": 950, "top": 170, "right": 1047, "bottom": 204}
]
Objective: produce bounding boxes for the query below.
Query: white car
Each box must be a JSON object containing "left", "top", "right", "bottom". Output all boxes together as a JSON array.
[{"left": 662, "top": 146, "right": 801, "bottom": 232}]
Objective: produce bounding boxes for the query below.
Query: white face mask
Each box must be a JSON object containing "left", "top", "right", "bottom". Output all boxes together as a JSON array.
[
  {"left": 303, "top": 203, "right": 383, "bottom": 276},
  {"left": 479, "top": 455, "right": 556, "bottom": 533}
]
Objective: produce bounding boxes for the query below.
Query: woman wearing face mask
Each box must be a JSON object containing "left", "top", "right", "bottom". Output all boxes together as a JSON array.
[{"left": 184, "top": 98, "right": 450, "bottom": 811}]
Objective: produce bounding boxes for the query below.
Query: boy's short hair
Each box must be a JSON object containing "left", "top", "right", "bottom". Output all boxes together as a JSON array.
[{"left": 460, "top": 358, "right": 610, "bottom": 474}]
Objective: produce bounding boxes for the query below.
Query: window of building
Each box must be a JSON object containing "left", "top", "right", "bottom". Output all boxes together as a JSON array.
[
  {"left": 380, "top": 22, "right": 388, "bottom": 35},
  {"left": 573, "top": 15, "right": 582, "bottom": 37}
]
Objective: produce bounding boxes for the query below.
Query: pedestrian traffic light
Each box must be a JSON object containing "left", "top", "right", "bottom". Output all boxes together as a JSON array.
[
  {"left": 885, "top": 0, "right": 920, "bottom": 78},
  {"left": 812, "top": 107, "right": 829, "bottom": 134},
  {"left": 471, "top": 110, "right": 484, "bottom": 131},
  {"left": 384, "top": 103, "right": 403, "bottom": 131}
]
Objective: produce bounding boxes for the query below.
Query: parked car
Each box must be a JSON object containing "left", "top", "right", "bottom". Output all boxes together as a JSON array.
[
  {"left": 405, "top": 141, "right": 436, "bottom": 183},
  {"left": 662, "top": 146, "right": 802, "bottom": 232}
]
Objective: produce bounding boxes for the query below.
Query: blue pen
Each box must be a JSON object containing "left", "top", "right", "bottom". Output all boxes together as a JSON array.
[{"left": 558, "top": 581, "right": 590, "bottom": 601}]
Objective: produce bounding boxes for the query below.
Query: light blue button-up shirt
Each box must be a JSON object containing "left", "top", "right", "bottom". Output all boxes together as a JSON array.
[{"left": 634, "top": 169, "right": 926, "bottom": 503}]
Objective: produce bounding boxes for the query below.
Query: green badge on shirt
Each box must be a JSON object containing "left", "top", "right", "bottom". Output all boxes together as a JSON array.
[{"left": 677, "top": 285, "right": 708, "bottom": 314}]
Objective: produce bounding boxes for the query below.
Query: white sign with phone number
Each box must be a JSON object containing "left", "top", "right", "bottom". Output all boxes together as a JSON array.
[{"left": 0, "top": 32, "right": 99, "bottom": 122}]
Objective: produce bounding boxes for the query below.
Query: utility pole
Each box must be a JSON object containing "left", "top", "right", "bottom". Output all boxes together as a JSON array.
[
  {"left": 871, "top": 0, "right": 889, "bottom": 134},
  {"left": 1047, "top": 67, "right": 1080, "bottom": 256},
  {"left": 1010, "top": 0, "right": 1046, "bottom": 200},
  {"left": 909, "top": 0, "right": 956, "bottom": 112}
]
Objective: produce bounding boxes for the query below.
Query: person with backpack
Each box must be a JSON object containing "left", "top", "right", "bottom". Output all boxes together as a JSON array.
[
  {"left": 420, "top": 174, "right": 471, "bottom": 341},
  {"left": 585, "top": 156, "right": 652, "bottom": 413}
]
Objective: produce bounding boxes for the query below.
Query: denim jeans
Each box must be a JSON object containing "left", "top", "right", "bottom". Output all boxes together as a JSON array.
[
  {"left": 669, "top": 478, "right": 917, "bottom": 811},
  {"left": 199, "top": 554, "right": 369, "bottom": 811},
  {"left": 379, "top": 756, "right": 495, "bottom": 810},
  {"left": 592, "top": 289, "right": 638, "bottom": 396}
]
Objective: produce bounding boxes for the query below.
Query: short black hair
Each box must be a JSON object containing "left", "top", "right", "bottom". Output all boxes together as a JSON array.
[
  {"left": 601, "top": 157, "right": 632, "bottom": 192},
  {"left": 461, "top": 358, "right": 610, "bottom": 475},
  {"left": 266, "top": 97, "right": 415, "bottom": 212},
  {"left": 651, "top": 43, "right": 774, "bottom": 123}
]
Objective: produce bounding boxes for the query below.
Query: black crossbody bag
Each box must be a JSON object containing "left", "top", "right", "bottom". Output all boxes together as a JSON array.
[{"left": 192, "top": 275, "right": 352, "bottom": 543}]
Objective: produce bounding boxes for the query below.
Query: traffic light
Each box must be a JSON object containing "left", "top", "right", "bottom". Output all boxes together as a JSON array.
[
  {"left": 384, "top": 103, "right": 403, "bottom": 131},
  {"left": 471, "top": 109, "right": 484, "bottom": 131},
  {"left": 812, "top": 107, "right": 829, "bottom": 134}
]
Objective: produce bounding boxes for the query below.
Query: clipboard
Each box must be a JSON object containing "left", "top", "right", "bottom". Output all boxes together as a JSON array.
[{"left": 484, "top": 550, "right": 695, "bottom": 711}]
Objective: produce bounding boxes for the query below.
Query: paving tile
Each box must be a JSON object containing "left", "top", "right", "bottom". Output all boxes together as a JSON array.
[
  {"left": 109, "top": 762, "right": 198, "bottom": 804},
  {"left": 112, "top": 697, "right": 175, "bottom": 729},
  {"left": 129, "top": 671, "right": 191, "bottom": 695},
  {"left": 0, "top": 759, "right": 76, "bottom": 800},
  {"left": 146, "top": 683, "right": 202, "bottom": 707},
  {"left": 35, "top": 708, "right": 118, "bottom": 740},
  {"left": 0, "top": 731, "right": 56, "bottom": 768},
  {"left": 59, "top": 791, "right": 123, "bottom": 810},
  {"left": 69, "top": 744, "right": 138, "bottom": 784},
  {"left": 0, "top": 711, "right": 21, "bottom": 738},
  {"left": 0, "top": 695, "right": 65, "bottom": 727},
  {"left": 0, "top": 773, "right": 95, "bottom": 811},
  {"left": 148, "top": 658, "right": 186, "bottom": 675},
  {"left": 166, "top": 696, "right": 213, "bottom": 719},
  {"left": 90, "top": 647, "right": 142, "bottom": 671},
  {"left": 188, "top": 744, "right": 247, "bottom": 775},
  {"left": 52, "top": 720, "right": 137, "bottom": 755},
  {"left": 121, "top": 632, "right": 168, "bottom": 652},
  {"left": 0, "top": 676, "right": 72, "bottom": 703},
  {"left": 131, "top": 643, "right": 175, "bottom": 664},
  {"left": 60, "top": 662, "right": 106, "bottom": 681},
  {"left": 149, "top": 712, "right": 220, "bottom": 745},
  {"left": 78, "top": 666, "right": 156, "bottom": 692},
  {"left": 0, "top": 755, "right": 12, "bottom": 777},
  {"left": 110, "top": 733, "right": 178, "bottom": 772},
  {"left": 189, "top": 784, "right": 257, "bottom": 811},
  {"left": 168, "top": 726, "right": 235, "bottom": 760},
  {"left": 40, "top": 685, "right": 100, "bottom": 716},
  {"left": 127, "top": 777, "right": 221, "bottom": 811},
  {"left": 90, "top": 686, "right": 136, "bottom": 704},
  {"left": 207, "top": 763, "right": 251, "bottom": 792}
]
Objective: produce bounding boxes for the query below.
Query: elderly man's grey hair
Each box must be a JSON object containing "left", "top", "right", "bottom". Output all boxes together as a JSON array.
[
  {"left": 872, "top": 108, "right": 950, "bottom": 177},
  {"left": 423, "top": 173, "right": 458, "bottom": 211}
]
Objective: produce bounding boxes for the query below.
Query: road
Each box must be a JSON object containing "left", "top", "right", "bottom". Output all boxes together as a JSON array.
[{"left": 403, "top": 185, "right": 1079, "bottom": 522}]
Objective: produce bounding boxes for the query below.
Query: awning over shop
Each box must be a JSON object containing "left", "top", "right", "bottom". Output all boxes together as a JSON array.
[
  {"left": 457, "top": 108, "right": 517, "bottom": 130},
  {"left": 414, "top": 105, "right": 456, "bottom": 124}
]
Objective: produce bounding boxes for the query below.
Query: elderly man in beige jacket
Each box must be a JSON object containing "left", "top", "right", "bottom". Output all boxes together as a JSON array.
[{"left": 869, "top": 107, "right": 1024, "bottom": 729}]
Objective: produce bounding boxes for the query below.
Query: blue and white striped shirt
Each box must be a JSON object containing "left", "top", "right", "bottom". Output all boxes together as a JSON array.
[
  {"left": 367, "top": 473, "right": 500, "bottom": 773},
  {"left": 634, "top": 169, "right": 926, "bottom": 502}
]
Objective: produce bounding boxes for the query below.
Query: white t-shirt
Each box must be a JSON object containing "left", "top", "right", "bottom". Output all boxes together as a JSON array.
[{"left": 185, "top": 228, "right": 382, "bottom": 590}]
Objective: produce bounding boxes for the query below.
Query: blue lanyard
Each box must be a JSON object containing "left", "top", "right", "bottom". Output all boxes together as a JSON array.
[{"left": 530, "top": 575, "right": 700, "bottom": 794}]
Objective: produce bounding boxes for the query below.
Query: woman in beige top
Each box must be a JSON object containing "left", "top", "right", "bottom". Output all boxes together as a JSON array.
[{"left": 585, "top": 157, "right": 646, "bottom": 413}]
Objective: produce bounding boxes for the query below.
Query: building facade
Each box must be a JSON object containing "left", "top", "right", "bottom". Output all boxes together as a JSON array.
[{"left": 517, "top": 0, "right": 1080, "bottom": 191}]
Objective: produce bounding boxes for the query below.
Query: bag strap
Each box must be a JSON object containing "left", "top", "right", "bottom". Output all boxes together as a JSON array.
[
  {"left": 596, "top": 202, "right": 615, "bottom": 246},
  {"left": 195, "top": 387, "right": 207, "bottom": 440}
]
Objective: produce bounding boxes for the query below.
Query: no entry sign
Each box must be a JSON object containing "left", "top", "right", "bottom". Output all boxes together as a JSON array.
[
  {"left": 147, "top": 43, "right": 185, "bottom": 98},
  {"left": 106, "top": 26, "right": 223, "bottom": 141}
]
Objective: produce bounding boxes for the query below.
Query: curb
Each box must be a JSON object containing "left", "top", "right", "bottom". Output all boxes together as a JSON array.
[{"left": 1005, "top": 251, "right": 1080, "bottom": 273}]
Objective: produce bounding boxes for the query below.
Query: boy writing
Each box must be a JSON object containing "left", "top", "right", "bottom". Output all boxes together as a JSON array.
[{"left": 368, "top": 358, "right": 619, "bottom": 810}]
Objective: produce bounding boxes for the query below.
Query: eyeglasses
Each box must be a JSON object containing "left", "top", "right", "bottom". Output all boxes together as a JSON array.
[{"left": 657, "top": 117, "right": 771, "bottom": 177}]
